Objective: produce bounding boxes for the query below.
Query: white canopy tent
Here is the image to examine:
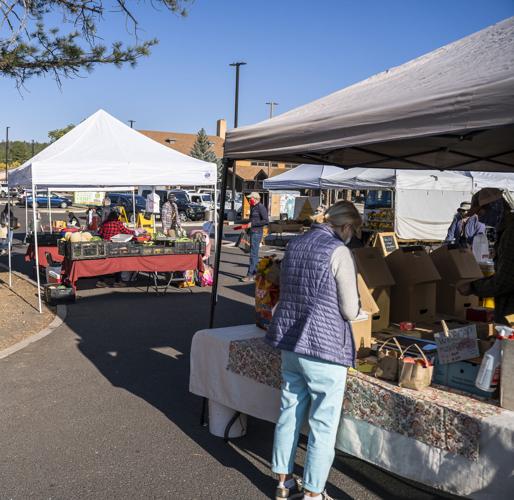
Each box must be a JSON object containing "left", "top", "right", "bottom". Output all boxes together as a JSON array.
[
  {"left": 7, "top": 109, "right": 218, "bottom": 312},
  {"left": 265, "top": 165, "right": 514, "bottom": 240},
  {"left": 9, "top": 109, "right": 217, "bottom": 188},
  {"left": 224, "top": 18, "right": 514, "bottom": 172}
]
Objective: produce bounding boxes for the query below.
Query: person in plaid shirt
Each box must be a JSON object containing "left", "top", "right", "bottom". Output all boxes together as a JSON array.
[
  {"left": 161, "top": 192, "right": 180, "bottom": 236},
  {"left": 458, "top": 188, "right": 514, "bottom": 324},
  {"left": 98, "top": 211, "right": 134, "bottom": 240}
]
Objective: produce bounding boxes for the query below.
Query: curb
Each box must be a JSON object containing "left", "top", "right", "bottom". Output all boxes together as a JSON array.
[{"left": 0, "top": 263, "right": 67, "bottom": 360}]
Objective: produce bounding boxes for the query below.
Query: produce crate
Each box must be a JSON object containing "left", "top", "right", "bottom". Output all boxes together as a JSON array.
[
  {"left": 65, "top": 241, "right": 107, "bottom": 260},
  {"left": 27, "top": 232, "right": 62, "bottom": 246},
  {"left": 173, "top": 240, "right": 197, "bottom": 254},
  {"left": 106, "top": 242, "right": 141, "bottom": 257},
  {"left": 44, "top": 284, "right": 75, "bottom": 305}
]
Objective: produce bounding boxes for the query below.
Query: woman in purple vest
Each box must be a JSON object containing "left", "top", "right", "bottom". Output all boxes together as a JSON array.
[{"left": 266, "top": 201, "right": 362, "bottom": 500}]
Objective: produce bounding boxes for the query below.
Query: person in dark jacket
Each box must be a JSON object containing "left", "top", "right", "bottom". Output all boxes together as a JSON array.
[
  {"left": 458, "top": 188, "right": 514, "bottom": 324},
  {"left": 241, "top": 192, "right": 268, "bottom": 282},
  {"left": 266, "top": 201, "right": 362, "bottom": 500}
]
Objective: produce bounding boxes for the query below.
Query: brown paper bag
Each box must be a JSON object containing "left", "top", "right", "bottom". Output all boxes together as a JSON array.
[
  {"left": 398, "top": 344, "right": 433, "bottom": 390},
  {"left": 375, "top": 337, "right": 403, "bottom": 381}
]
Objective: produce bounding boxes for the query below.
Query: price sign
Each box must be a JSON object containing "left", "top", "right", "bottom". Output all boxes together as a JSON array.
[
  {"left": 434, "top": 324, "right": 479, "bottom": 364},
  {"left": 374, "top": 232, "right": 399, "bottom": 256}
]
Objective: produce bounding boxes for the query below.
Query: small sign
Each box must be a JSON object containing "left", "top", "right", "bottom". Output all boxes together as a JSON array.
[
  {"left": 374, "top": 232, "right": 399, "bottom": 256},
  {"left": 434, "top": 324, "right": 479, "bottom": 364}
]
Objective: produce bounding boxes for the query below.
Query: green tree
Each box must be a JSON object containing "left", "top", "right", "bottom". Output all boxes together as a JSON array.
[
  {"left": 1, "top": 1, "right": 191, "bottom": 86},
  {"left": 48, "top": 124, "right": 75, "bottom": 142},
  {"left": 190, "top": 128, "right": 218, "bottom": 163},
  {"left": 189, "top": 128, "right": 222, "bottom": 183}
]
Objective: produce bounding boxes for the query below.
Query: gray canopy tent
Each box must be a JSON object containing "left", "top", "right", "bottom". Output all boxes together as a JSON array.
[{"left": 211, "top": 16, "right": 514, "bottom": 326}]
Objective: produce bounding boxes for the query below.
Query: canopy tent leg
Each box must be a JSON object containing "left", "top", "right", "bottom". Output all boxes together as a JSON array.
[
  {"left": 132, "top": 187, "right": 136, "bottom": 225},
  {"left": 209, "top": 158, "right": 231, "bottom": 328},
  {"left": 213, "top": 181, "right": 218, "bottom": 266},
  {"left": 32, "top": 183, "right": 42, "bottom": 313},
  {"left": 7, "top": 188, "right": 12, "bottom": 287},
  {"left": 48, "top": 188, "right": 53, "bottom": 233},
  {"left": 23, "top": 190, "right": 29, "bottom": 244}
]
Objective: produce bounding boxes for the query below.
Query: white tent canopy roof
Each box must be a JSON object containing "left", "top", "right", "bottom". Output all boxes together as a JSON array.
[
  {"left": 224, "top": 18, "right": 514, "bottom": 172},
  {"left": 263, "top": 164, "right": 341, "bottom": 190},
  {"left": 268, "top": 164, "right": 514, "bottom": 192},
  {"left": 8, "top": 109, "right": 217, "bottom": 188}
]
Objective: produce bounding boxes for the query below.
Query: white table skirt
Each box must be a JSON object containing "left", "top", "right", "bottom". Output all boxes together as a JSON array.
[{"left": 189, "top": 324, "right": 514, "bottom": 499}]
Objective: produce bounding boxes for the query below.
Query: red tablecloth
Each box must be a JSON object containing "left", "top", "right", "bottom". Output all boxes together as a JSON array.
[
  {"left": 25, "top": 245, "right": 64, "bottom": 267},
  {"left": 63, "top": 254, "right": 204, "bottom": 289}
]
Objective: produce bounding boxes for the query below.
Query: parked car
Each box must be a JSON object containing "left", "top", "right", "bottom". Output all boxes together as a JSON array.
[
  {"left": 107, "top": 192, "right": 147, "bottom": 219},
  {"left": 0, "top": 184, "right": 7, "bottom": 197},
  {"left": 168, "top": 189, "right": 206, "bottom": 222},
  {"left": 25, "top": 193, "right": 73, "bottom": 208},
  {"left": 188, "top": 191, "right": 214, "bottom": 210}
]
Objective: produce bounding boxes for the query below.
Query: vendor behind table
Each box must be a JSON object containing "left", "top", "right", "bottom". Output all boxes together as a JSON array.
[
  {"left": 458, "top": 188, "right": 514, "bottom": 324},
  {"left": 161, "top": 192, "right": 181, "bottom": 238}
]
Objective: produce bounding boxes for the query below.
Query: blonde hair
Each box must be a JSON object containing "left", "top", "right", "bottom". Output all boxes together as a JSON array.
[{"left": 315, "top": 200, "right": 362, "bottom": 228}]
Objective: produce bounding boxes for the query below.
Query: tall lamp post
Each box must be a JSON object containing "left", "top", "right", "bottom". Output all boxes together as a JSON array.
[
  {"left": 229, "top": 61, "right": 246, "bottom": 212},
  {"left": 265, "top": 101, "right": 278, "bottom": 177}
]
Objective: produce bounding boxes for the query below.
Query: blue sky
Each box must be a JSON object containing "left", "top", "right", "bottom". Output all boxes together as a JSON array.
[{"left": 2, "top": 0, "right": 513, "bottom": 142}]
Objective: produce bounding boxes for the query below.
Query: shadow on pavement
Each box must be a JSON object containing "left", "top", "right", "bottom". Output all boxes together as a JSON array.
[{"left": 63, "top": 288, "right": 281, "bottom": 497}]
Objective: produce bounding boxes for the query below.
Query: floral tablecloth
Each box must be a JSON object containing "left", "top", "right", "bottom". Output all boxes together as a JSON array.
[{"left": 227, "top": 337, "right": 504, "bottom": 461}]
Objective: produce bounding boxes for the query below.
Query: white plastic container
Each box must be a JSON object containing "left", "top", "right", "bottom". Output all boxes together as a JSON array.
[
  {"left": 208, "top": 400, "right": 247, "bottom": 438},
  {"left": 475, "top": 326, "right": 510, "bottom": 392}
]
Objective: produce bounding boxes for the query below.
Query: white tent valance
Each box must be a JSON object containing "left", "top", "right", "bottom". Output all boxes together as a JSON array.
[
  {"left": 8, "top": 109, "right": 217, "bottom": 188},
  {"left": 224, "top": 18, "right": 514, "bottom": 172}
]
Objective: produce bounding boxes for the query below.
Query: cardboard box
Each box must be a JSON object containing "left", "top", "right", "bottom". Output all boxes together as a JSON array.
[
  {"left": 386, "top": 248, "right": 441, "bottom": 323},
  {"left": 353, "top": 247, "right": 396, "bottom": 332},
  {"left": 352, "top": 275, "right": 379, "bottom": 358},
  {"left": 433, "top": 358, "right": 493, "bottom": 399},
  {"left": 430, "top": 246, "right": 483, "bottom": 318}
]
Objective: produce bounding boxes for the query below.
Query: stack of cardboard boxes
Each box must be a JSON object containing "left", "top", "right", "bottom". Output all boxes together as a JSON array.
[{"left": 385, "top": 247, "right": 441, "bottom": 323}]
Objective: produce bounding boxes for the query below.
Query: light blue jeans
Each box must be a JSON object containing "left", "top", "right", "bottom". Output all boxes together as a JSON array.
[{"left": 272, "top": 350, "right": 348, "bottom": 494}]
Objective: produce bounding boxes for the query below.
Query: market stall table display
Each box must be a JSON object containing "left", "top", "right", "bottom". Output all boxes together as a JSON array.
[
  {"left": 63, "top": 253, "right": 204, "bottom": 291},
  {"left": 190, "top": 324, "right": 514, "bottom": 499}
]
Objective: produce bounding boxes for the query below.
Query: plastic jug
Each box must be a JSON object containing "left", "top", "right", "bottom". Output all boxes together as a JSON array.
[{"left": 475, "top": 326, "right": 511, "bottom": 392}]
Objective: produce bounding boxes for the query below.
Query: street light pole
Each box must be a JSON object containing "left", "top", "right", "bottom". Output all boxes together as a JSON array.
[
  {"left": 266, "top": 101, "right": 278, "bottom": 120},
  {"left": 265, "top": 102, "right": 278, "bottom": 176},
  {"left": 229, "top": 61, "right": 246, "bottom": 211},
  {"left": 5, "top": 126, "right": 9, "bottom": 182}
]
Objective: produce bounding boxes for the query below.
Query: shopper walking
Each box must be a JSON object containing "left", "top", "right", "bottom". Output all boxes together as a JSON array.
[
  {"left": 266, "top": 201, "right": 362, "bottom": 500},
  {"left": 241, "top": 192, "right": 268, "bottom": 282}
]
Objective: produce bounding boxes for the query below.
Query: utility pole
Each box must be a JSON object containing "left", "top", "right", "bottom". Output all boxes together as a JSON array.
[
  {"left": 4, "top": 126, "right": 9, "bottom": 182},
  {"left": 229, "top": 61, "right": 246, "bottom": 212},
  {"left": 128, "top": 120, "right": 136, "bottom": 129},
  {"left": 265, "top": 101, "right": 278, "bottom": 176}
]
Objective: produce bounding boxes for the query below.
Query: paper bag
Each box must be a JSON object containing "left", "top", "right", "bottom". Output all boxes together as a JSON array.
[
  {"left": 398, "top": 344, "right": 433, "bottom": 390},
  {"left": 375, "top": 337, "right": 403, "bottom": 381}
]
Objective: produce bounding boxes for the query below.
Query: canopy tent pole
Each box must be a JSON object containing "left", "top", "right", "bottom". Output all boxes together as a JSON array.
[
  {"left": 213, "top": 180, "right": 218, "bottom": 266},
  {"left": 209, "top": 158, "right": 230, "bottom": 328},
  {"left": 132, "top": 188, "right": 136, "bottom": 225},
  {"left": 32, "top": 183, "right": 42, "bottom": 313},
  {"left": 23, "top": 189, "right": 29, "bottom": 244},
  {"left": 48, "top": 188, "right": 53, "bottom": 233},
  {"left": 7, "top": 188, "right": 12, "bottom": 287}
]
